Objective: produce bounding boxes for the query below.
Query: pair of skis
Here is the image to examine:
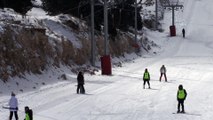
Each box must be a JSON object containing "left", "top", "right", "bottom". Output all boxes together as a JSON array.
[{"left": 172, "top": 112, "right": 201, "bottom": 116}]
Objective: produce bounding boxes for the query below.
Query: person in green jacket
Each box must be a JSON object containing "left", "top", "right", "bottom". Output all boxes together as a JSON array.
[
  {"left": 143, "top": 68, "right": 151, "bottom": 89},
  {"left": 24, "top": 106, "right": 30, "bottom": 120},
  {"left": 24, "top": 106, "right": 33, "bottom": 120},
  {"left": 177, "top": 84, "right": 187, "bottom": 113}
]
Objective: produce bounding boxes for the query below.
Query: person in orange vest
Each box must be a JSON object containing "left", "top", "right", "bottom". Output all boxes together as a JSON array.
[
  {"left": 177, "top": 84, "right": 187, "bottom": 113},
  {"left": 143, "top": 68, "right": 151, "bottom": 89}
]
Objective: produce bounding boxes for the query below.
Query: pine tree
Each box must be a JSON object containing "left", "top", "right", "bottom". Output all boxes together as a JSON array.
[
  {"left": 1, "top": 0, "right": 32, "bottom": 14},
  {"left": 0, "top": 0, "right": 5, "bottom": 8},
  {"left": 41, "top": 0, "right": 81, "bottom": 15},
  {"left": 41, "top": 0, "right": 142, "bottom": 36},
  {"left": 41, "top": 0, "right": 61, "bottom": 15}
]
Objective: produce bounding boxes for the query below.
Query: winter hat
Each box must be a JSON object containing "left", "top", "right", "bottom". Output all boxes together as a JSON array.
[
  {"left": 25, "top": 106, "right": 30, "bottom": 113},
  {"left": 11, "top": 92, "right": 15, "bottom": 96},
  {"left": 178, "top": 85, "right": 183, "bottom": 90}
]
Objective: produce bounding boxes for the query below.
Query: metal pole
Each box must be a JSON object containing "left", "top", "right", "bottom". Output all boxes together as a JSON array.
[
  {"left": 91, "top": 0, "right": 95, "bottom": 66},
  {"left": 155, "top": 0, "right": 158, "bottom": 30},
  {"left": 135, "top": 0, "right": 137, "bottom": 44},
  {"left": 172, "top": 6, "right": 175, "bottom": 26},
  {"left": 104, "top": 0, "right": 108, "bottom": 55},
  {"left": 164, "top": 4, "right": 183, "bottom": 26}
]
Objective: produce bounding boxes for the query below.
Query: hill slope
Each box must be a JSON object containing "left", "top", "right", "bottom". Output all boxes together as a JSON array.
[{"left": 2, "top": 0, "right": 213, "bottom": 119}]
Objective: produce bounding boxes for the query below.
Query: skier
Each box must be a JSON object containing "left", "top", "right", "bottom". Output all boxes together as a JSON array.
[
  {"left": 24, "top": 106, "right": 33, "bottom": 120},
  {"left": 143, "top": 68, "right": 151, "bottom": 89},
  {"left": 77, "top": 71, "right": 85, "bottom": 94},
  {"left": 9, "top": 92, "right": 18, "bottom": 120},
  {"left": 177, "top": 84, "right": 187, "bottom": 113},
  {"left": 159, "top": 65, "right": 167, "bottom": 82},
  {"left": 182, "top": 28, "right": 185, "bottom": 38}
]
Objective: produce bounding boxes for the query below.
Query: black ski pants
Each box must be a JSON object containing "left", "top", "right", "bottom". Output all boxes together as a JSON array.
[
  {"left": 177, "top": 99, "right": 185, "bottom": 112},
  {"left": 77, "top": 84, "right": 85, "bottom": 94},
  {"left": 143, "top": 80, "right": 150, "bottom": 88},
  {"left": 160, "top": 73, "right": 167, "bottom": 82},
  {"left": 9, "top": 111, "right": 18, "bottom": 120}
]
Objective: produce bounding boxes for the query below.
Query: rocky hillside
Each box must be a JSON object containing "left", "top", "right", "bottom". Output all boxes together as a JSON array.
[{"left": 0, "top": 8, "right": 155, "bottom": 82}]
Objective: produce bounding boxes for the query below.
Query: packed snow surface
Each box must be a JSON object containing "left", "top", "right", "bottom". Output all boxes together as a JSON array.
[{"left": 1, "top": 0, "right": 213, "bottom": 119}]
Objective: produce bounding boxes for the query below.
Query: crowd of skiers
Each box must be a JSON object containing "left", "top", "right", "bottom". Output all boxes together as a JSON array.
[
  {"left": 76, "top": 64, "right": 187, "bottom": 113},
  {"left": 6, "top": 64, "right": 187, "bottom": 119},
  {"left": 143, "top": 65, "right": 187, "bottom": 113},
  {"left": 143, "top": 29, "right": 187, "bottom": 113}
]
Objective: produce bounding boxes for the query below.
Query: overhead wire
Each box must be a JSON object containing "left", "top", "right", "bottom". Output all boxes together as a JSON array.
[{"left": 43, "top": 1, "right": 143, "bottom": 34}]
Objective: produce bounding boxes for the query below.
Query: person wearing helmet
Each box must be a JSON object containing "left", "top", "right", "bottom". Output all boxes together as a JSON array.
[
  {"left": 143, "top": 68, "right": 151, "bottom": 89},
  {"left": 177, "top": 84, "right": 187, "bottom": 113}
]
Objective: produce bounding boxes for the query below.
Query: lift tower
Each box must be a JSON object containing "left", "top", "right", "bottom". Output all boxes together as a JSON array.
[{"left": 163, "top": 1, "right": 183, "bottom": 36}]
